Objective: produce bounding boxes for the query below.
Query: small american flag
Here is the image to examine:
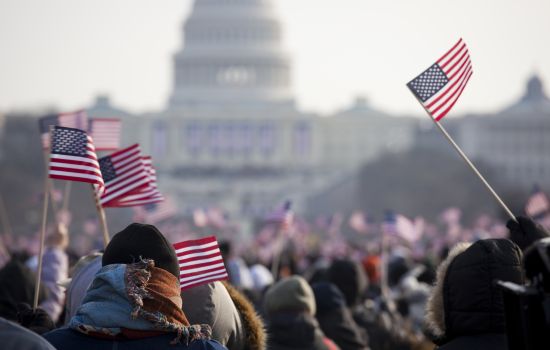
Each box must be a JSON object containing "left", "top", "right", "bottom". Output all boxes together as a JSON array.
[
  {"left": 111, "top": 156, "right": 164, "bottom": 207},
  {"left": 349, "top": 210, "right": 369, "bottom": 234},
  {"left": 407, "top": 38, "right": 473, "bottom": 121},
  {"left": 525, "top": 187, "right": 550, "bottom": 219},
  {"left": 139, "top": 196, "right": 177, "bottom": 224},
  {"left": 265, "top": 200, "right": 293, "bottom": 230},
  {"left": 39, "top": 110, "right": 89, "bottom": 148},
  {"left": 89, "top": 118, "right": 121, "bottom": 151},
  {"left": 173, "top": 236, "right": 228, "bottom": 290},
  {"left": 98, "top": 144, "right": 150, "bottom": 206},
  {"left": 48, "top": 126, "right": 104, "bottom": 191},
  {"left": 382, "top": 211, "right": 421, "bottom": 243}
]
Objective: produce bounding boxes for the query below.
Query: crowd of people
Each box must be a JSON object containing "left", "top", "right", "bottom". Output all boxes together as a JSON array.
[{"left": 0, "top": 210, "right": 548, "bottom": 349}]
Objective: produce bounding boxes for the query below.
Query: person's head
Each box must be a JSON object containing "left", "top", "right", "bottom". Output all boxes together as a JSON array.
[
  {"left": 264, "top": 275, "right": 316, "bottom": 317},
  {"left": 327, "top": 258, "right": 368, "bottom": 307},
  {"left": 425, "top": 239, "right": 524, "bottom": 342},
  {"left": 102, "top": 223, "right": 179, "bottom": 280}
]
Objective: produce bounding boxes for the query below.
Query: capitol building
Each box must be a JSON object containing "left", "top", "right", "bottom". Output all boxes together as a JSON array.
[{"left": 86, "top": 0, "right": 550, "bottom": 222}]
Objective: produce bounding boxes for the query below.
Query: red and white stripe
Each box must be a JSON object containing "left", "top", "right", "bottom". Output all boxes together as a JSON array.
[
  {"left": 424, "top": 38, "right": 473, "bottom": 121},
  {"left": 111, "top": 156, "right": 164, "bottom": 207},
  {"left": 173, "top": 236, "right": 228, "bottom": 290},
  {"left": 90, "top": 118, "right": 121, "bottom": 151},
  {"left": 58, "top": 110, "right": 88, "bottom": 130},
  {"left": 48, "top": 132, "right": 104, "bottom": 193},
  {"left": 100, "top": 144, "right": 150, "bottom": 206}
]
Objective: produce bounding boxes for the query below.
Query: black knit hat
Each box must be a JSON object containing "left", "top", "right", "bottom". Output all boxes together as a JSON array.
[{"left": 102, "top": 223, "right": 180, "bottom": 280}]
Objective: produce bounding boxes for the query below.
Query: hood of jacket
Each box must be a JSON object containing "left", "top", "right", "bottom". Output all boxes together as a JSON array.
[
  {"left": 312, "top": 282, "right": 368, "bottom": 350},
  {"left": 327, "top": 259, "right": 368, "bottom": 307},
  {"left": 425, "top": 239, "right": 523, "bottom": 342},
  {"left": 181, "top": 281, "right": 246, "bottom": 348},
  {"left": 267, "top": 312, "right": 333, "bottom": 350}
]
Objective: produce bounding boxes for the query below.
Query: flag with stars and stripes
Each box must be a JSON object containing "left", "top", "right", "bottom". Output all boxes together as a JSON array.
[
  {"left": 265, "top": 200, "right": 293, "bottom": 231},
  {"left": 109, "top": 156, "right": 164, "bottom": 207},
  {"left": 39, "top": 110, "right": 88, "bottom": 148},
  {"left": 98, "top": 144, "right": 150, "bottom": 206},
  {"left": 173, "top": 236, "right": 229, "bottom": 290},
  {"left": 89, "top": 118, "right": 121, "bottom": 151},
  {"left": 525, "top": 187, "right": 550, "bottom": 219},
  {"left": 48, "top": 126, "right": 104, "bottom": 192},
  {"left": 407, "top": 38, "right": 473, "bottom": 121}
]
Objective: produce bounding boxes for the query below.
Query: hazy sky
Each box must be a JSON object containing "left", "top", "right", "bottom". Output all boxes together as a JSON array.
[{"left": 1, "top": 0, "right": 549, "bottom": 116}]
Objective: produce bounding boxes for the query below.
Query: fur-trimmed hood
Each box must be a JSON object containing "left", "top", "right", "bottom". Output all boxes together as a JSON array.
[
  {"left": 223, "top": 281, "right": 267, "bottom": 350},
  {"left": 425, "top": 239, "right": 523, "bottom": 343}
]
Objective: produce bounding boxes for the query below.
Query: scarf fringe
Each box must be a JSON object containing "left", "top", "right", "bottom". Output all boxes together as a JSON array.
[{"left": 125, "top": 258, "right": 212, "bottom": 344}]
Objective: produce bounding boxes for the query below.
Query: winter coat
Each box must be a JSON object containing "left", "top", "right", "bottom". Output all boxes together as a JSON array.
[
  {"left": 0, "top": 316, "right": 56, "bottom": 350},
  {"left": 266, "top": 312, "right": 339, "bottom": 350},
  {"left": 181, "top": 281, "right": 267, "bottom": 350},
  {"left": 425, "top": 239, "right": 524, "bottom": 350},
  {"left": 0, "top": 260, "right": 44, "bottom": 321},
  {"left": 43, "top": 329, "right": 225, "bottom": 350},
  {"left": 39, "top": 247, "right": 68, "bottom": 322},
  {"left": 312, "top": 282, "right": 369, "bottom": 350},
  {"left": 264, "top": 276, "right": 339, "bottom": 350},
  {"left": 44, "top": 261, "right": 227, "bottom": 350}
]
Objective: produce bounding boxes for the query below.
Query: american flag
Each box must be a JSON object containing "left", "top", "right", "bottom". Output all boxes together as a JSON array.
[
  {"left": 349, "top": 210, "right": 369, "bottom": 234},
  {"left": 98, "top": 144, "right": 150, "bottom": 206},
  {"left": 111, "top": 156, "right": 164, "bottom": 207},
  {"left": 173, "top": 236, "right": 229, "bottom": 290},
  {"left": 135, "top": 196, "right": 177, "bottom": 224},
  {"left": 265, "top": 200, "right": 293, "bottom": 231},
  {"left": 407, "top": 38, "right": 473, "bottom": 121},
  {"left": 39, "top": 110, "right": 88, "bottom": 148},
  {"left": 525, "top": 187, "right": 550, "bottom": 219},
  {"left": 89, "top": 118, "right": 121, "bottom": 151},
  {"left": 382, "top": 211, "right": 421, "bottom": 243},
  {"left": 48, "top": 126, "right": 104, "bottom": 192}
]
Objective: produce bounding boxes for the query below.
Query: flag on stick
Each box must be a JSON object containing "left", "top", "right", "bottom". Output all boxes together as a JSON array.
[
  {"left": 48, "top": 126, "right": 104, "bottom": 192},
  {"left": 407, "top": 39, "right": 516, "bottom": 222},
  {"left": 349, "top": 210, "right": 369, "bottom": 234},
  {"left": 407, "top": 38, "right": 473, "bottom": 121},
  {"left": 39, "top": 110, "right": 88, "bottom": 148},
  {"left": 98, "top": 144, "right": 150, "bottom": 206},
  {"left": 135, "top": 197, "right": 178, "bottom": 224},
  {"left": 173, "top": 236, "right": 229, "bottom": 290},
  {"left": 265, "top": 200, "right": 293, "bottom": 231},
  {"left": 89, "top": 118, "right": 121, "bottom": 151},
  {"left": 525, "top": 187, "right": 550, "bottom": 219},
  {"left": 110, "top": 156, "right": 164, "bottom": 207}
]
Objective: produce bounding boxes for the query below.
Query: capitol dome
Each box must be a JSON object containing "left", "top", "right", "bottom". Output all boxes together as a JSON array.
[{"left": 168, "top": 0, "right": 293, "bottom": 109}]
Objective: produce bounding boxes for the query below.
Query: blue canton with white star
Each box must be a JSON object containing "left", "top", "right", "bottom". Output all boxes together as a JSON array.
[
  {"left": 407, "top": 64, "right": 449, "bottom": 102},
  {"left": 99, "top": 157, "right": 117, "bottom": 182},
  {"left": 51, "top": 127, "right": 88, "bottom": 156}
]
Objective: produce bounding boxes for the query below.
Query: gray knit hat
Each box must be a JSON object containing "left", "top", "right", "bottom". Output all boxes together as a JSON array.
[{"left": 264, "top": 275, "right": 316, "bottom": 316}]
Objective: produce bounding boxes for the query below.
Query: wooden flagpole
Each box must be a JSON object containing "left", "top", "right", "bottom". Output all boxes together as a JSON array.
[
  {"left": 34, "top": 129, "right": 54, "bottom": 310},
  {"left": 62, "top": 181, "right": 72, "bottom": 213},
  {"left": 270, "top": 227, "right": 284, "bottom": 279},
  {"left": 379, "top": 227, "right": 390, "bottom": 300},
  {"left": 42, "top": 150, "right": 59, "bottom": 218},
  {"left": 416, "top": 100, "right": 516, "bottom": 222},
  {"left": 92, "top": 185, "right": 110, "bottom": 247}
]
